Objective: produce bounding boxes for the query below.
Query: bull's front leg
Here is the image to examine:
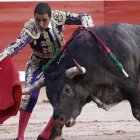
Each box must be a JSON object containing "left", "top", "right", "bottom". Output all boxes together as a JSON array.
[
  {"left": 120, "top": 80, "right": 140, "bottom": 121},
  {"left": 49, "top": 123, "right": 64, "bottom": 140}
]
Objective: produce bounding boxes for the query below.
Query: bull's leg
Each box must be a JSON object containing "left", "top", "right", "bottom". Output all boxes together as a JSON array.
[
  {"left": 37, "top": 116, "right": 64, "bottom": 140},
  {"left": 49, "top": 124, "right": 64, "bottom": 140},
  {"left": 121, "top": 81, "right": 140, "bottom": 121}
]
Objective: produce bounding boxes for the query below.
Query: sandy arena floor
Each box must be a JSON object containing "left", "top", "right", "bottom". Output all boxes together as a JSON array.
[
  {"left": 1, "top": 1, "right": 140, "bottom": 140},
  {"left": 0, "top": 101, "right": 140, "bottom": 140}
]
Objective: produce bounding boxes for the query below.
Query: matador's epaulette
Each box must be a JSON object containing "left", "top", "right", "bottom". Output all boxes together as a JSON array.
[{"left": 51, "top": 10, "right": 66, "bottom": 25}]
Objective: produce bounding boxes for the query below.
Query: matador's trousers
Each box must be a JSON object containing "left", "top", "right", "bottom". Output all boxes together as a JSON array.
[{"left": 20, "top": 54, "right": 54, "bottom": 113}]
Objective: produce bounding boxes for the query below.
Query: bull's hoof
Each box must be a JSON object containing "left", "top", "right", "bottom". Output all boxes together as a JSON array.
[
  {"left": 37, "top": 135, "right": 65, "bottom": 140},
  {"left": 13, "top": 138, "right": 18, "bottom": 140},
  {"left": 53, "top": 136, "right": 65, "bottom": 140},
  {"left": 37, "top": 124, "right": 64, "bottom": 140},
  {"left": 37, "top": 135, "right": 46, "bottom": 140},
  {"left": 51, "top": 136, "right": 65, "bottom": 140}
]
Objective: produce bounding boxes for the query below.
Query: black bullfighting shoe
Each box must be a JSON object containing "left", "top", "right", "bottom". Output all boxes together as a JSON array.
[{"left": 13, "top": 138, "right": 18, "bottom": 140}]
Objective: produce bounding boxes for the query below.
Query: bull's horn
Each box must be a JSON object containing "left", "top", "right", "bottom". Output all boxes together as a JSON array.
[
  {"left": 22, "top": 78, "right": 45, "bottom": 95},
  {"left": 65, "top": 59, "right": 86, "bottom": 79}
]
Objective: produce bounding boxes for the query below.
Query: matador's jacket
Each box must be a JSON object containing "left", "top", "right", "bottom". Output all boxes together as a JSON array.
[{"left": 1, "top": 10, "right": 94, "bottom": 112}]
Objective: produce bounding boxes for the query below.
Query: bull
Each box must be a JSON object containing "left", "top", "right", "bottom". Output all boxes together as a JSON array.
[{"left": 24, "top": 23, "right": 140, "bottom": 138}]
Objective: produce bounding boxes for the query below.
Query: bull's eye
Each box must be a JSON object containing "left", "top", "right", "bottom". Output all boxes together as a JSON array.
[
  {"left": 63, "top": 85, "right": 73, "bottom": 96},
  {"left": 65, "top": 88, "right": 71, "bottom": 93},
  {"left": 64, "top": 87, "right": 71, "bottom": 96}
]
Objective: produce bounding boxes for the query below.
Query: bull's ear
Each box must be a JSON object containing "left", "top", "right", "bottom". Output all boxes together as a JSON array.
[
  {"left": 45, "top": 71, "right": 62, "bottom": 81},
  {"left": 45, "top": 72, "right": 57, "bottom": 79},
  {"left": 45, "top": 65, "right": 66, "bottom": 80}
]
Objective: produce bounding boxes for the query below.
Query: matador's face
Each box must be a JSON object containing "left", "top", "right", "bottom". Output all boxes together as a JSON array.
[{"left": 34, "top": 13, "right": 50, "bottom": 31}]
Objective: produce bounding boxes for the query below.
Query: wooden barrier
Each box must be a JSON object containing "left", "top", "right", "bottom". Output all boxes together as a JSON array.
[{"left": 1, "top": 1, "right": 140, "bottom": 70}]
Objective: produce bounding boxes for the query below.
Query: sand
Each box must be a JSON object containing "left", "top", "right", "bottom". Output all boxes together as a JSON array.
[{"left": 0, "top": 101, "right": 140, "bottom": 140}]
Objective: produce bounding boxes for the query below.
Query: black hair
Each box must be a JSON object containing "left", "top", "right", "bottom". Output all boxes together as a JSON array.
[{"left": 34, "top": 2, "right": 51, "bottom": 17}]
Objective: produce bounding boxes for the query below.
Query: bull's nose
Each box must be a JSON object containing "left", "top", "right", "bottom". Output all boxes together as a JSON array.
[
  {"left": 65, "top": 118, "right": 75, "bottom": 127},
  {"left": 54, "top": 115, "right": 65, "bottom": 125},
  {"left": 58, "top": 116, "right": 65, "bottom": 124},
  {"left": 53, "top": 114, "right": 67, "bottom": 125}
]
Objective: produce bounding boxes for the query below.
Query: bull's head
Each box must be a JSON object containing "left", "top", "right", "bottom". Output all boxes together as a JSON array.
[
  {"left": 45, "top": 27, "right": 95, "bottom": 127},
  {"left": 45, "top": 59, "right": 89, "bottom": 127}
]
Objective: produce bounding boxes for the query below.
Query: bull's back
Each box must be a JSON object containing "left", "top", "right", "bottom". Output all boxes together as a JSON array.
[
  {"left": 88, "top": 23, "right": 140, "bottom": 80},
  {"left": 94, "top": 23, "right": 140, "bottom": 51},
  {"left": 114, "top": 23, "right": 140, "bottom": 49}
]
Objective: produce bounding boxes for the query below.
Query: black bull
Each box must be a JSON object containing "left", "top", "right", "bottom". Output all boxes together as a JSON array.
[{"left": 44, "top": 23, "right": 140, "bottom": 128}]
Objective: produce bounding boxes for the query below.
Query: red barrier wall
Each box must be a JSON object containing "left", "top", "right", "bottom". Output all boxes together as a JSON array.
[
  {"left": 0, "top": 1, "right": 140, "bottom": 70},
  {"left": 105, "top": 1, "right": 140, "bottom": 24}
]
